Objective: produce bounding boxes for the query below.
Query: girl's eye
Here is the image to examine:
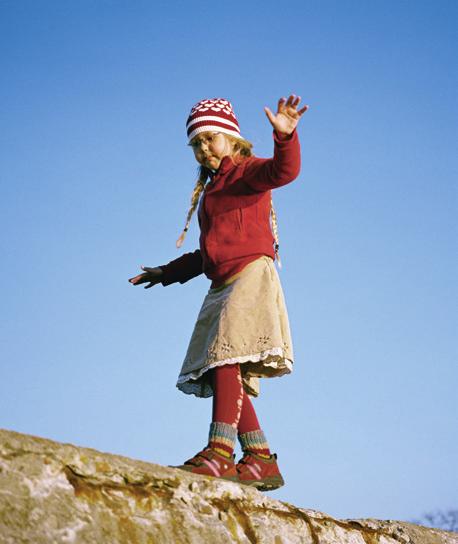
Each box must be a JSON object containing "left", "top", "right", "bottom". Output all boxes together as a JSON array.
[{"left": 189, "top": 132, "right": 219, "bottom": 148}]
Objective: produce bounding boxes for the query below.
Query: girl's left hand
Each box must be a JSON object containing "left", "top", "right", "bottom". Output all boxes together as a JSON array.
[
  {"left": 128, "top": 266, "right": 163, "bottom": 289},
  {"left": 264, "top": 94, "right": 308, "bottom": 136}
]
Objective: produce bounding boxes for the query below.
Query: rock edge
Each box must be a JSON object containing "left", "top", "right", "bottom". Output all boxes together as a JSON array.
[{"left": 0, "top": 428, "right": 456, "bottom": 544}]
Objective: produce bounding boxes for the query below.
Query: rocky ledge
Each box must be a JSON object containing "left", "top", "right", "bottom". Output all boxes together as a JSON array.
[{"left": 0, "top": 429, "right": 455, "bottom": 543}]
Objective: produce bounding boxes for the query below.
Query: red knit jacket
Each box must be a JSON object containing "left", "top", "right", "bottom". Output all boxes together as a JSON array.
[{"left": 160, "top": 130, "right": 301, "bottom": 288}]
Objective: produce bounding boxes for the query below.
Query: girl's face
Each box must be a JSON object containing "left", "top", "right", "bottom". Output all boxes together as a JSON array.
[{"left": 189, "top": 132, "right": 234, "bottom": 170}]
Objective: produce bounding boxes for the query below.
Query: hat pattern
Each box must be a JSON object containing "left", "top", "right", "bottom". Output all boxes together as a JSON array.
[
  {"left": 186, "top": 98, "right": 242, "bottom": 142},
  {"left": 190, "top": 99, "right": 235, "bottom": 118}
]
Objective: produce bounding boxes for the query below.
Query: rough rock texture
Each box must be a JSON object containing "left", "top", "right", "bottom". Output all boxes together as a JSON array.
[{"left": 0, "top": 429, "right": 456, "bottom": 544}]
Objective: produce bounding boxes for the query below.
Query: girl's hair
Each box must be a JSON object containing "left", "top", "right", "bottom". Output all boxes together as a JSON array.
[
  {"left": 226, "top": 134, "right": 253, "bottom": 161},
  {"left": 176, "top": 134, "right": 281, "bottom": 264},
  {"left": 175, "top": 166, "right": 210, "bottom": 248}
]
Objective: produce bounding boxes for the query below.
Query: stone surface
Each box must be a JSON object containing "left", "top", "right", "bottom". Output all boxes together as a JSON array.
[{"left": 0, "top": 428, "right": 456, "bottom": 544}]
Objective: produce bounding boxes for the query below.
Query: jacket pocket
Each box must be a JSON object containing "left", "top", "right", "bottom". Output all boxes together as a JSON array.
[{"left": 212, "top": 208, "right": 245, "bottom": 243}]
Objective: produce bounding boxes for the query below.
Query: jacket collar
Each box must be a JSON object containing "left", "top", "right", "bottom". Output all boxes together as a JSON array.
[
  {"left": 207, "top": 156, "right": 237, "bottom": 189},
  {"left": 209, "top": 155, "right": 236, "bottom": 178}
]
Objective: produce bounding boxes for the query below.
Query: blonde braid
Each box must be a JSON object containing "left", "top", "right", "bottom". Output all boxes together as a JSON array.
[
  {"left": 270, "top": 196, "right": 282, "bottom": 268},
  {"left": 176, "top": 167, "right": 210, "bottom": 248}
]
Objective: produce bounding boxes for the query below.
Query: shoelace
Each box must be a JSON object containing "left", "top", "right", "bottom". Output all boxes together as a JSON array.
[
  {"left": 184, "top": 450, "right": 209, "bottom": 466},
  {"left": 185, "top": 449, "right": 234, "bottom": 466},
  {"left": 238, "top": 453, "right": 259, "bottom": 465}
]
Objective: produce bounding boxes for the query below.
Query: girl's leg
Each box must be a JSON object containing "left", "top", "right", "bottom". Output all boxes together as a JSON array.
[
  {"left": 235, "top": 380, "right": 284, "bottom": 491},
  {"left": 206, "top": 364, "right": 284, "bottom": 490},
  {"left": 237, "top": 389, "right": 271, "bottom": 457},
  {"left": 175, "top": 365, "right": 241, "bottom": 479},
  {"left": 210, "top": 363, "right": 272, "bottom": 457},
  {"left": 209, "top": 364, "right": 244, "bottom": 458}
]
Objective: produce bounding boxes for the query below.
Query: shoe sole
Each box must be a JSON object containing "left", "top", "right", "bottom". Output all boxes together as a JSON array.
[
  {"left": 240, "top": 475, "right": 285, "bottom": 491},
  {"left": 173, "top": 463, "right": 283, "bottom": 488},
  {"left": 173, "top": 465, "right": 239, "bottom": 482}
]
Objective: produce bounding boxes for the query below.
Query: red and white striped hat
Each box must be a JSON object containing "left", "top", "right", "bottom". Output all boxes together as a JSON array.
[{"left": 186, "top": 98, "right": 242, "bottom": 143}]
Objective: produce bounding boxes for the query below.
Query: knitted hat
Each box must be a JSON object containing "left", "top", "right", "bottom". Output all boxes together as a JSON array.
[{"left": 186, "top": 98, "right": 243, "bottom": 143}]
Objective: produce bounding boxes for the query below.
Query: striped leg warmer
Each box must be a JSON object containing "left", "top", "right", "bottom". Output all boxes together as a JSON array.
[
  {"left": 208, "top": 422, "right": 238, "bottom": 458},
  {"left": 238, "top": 429, "right": 271, "bottom": 457}
]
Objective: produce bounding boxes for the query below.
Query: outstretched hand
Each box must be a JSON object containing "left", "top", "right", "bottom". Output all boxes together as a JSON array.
[
  {"left": 264, "top": 94, "right": 308, "bottom": 136},
  {"left": 128, "top": 266, "right": 163, "bottom": 289}
]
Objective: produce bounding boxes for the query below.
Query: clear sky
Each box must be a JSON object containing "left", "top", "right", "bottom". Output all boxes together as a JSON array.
[{"left": 1, "top": 0, "right": 456, "bottom": 523}]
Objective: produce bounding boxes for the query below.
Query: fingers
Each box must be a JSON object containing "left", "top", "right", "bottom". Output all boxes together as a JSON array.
[
  {"left": 267, "top": 95, "right": 307, "bottom": 120},
  {"left": 142, "top": 267, "right": 161, "bottom": 275},
  {"left": 130, "top": 274, "right": 160, "bottom": 288},
  {"left": 129, "top": 274, "right": 147, "bottom": 285},
  {"left": 297, "top": 104, "right": 309, "bottom": 116},
  {"left": 279, "top": 94, "right": 309, "bottom": 115},
  {"left": 286, "top": 95, "right": 299, "bottom": 108},
  {"left": 129, "top": 266, "right": 163, "bottom": 286},
  {"left": 281, "top": 95, "right": 298, "bottom": 111},
  {"left": 264, "top": 106, "right": 276, "bottom": 126},
  {"left": 144, "top": 278, "right": 161, "bottom": 289}
]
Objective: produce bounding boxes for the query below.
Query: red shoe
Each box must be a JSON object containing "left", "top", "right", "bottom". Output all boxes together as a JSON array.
[
  {"left": 236, "top": 451, "right": 285, "bottom": 491},
  {"left": 174, "top": 448, "right": 239, "bottom": 482}
]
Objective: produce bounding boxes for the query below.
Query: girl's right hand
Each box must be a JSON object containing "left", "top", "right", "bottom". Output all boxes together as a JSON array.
[
  {"left": 128, "top": 266, "right": 163, "bottom": 289},
  {"left": 264, "top": 94, "right": 308, "bottom": 136}
]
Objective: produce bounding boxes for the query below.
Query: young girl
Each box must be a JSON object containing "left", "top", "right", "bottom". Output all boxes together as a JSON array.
[{"left": 129, "top": 95, "right": 307, "bottom": 491}]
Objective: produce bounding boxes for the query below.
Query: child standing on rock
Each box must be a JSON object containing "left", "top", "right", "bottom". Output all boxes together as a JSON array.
[{"left": 129, "top": 95, "right": 307, "bottom": 490}]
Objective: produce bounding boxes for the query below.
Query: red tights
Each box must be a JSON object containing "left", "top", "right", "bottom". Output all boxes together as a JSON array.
[{"left": 211, "top": 364, "right": 261, "bottom": 434}]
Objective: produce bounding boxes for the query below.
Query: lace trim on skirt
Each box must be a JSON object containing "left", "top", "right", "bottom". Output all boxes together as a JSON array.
[{"left": 177, "top": 347, "right": 293, "bottom": 398}]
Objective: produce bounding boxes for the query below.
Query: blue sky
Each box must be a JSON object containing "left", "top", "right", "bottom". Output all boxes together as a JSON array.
[{"left": 1, "top": 0, "right": 456, "bottom": 523}]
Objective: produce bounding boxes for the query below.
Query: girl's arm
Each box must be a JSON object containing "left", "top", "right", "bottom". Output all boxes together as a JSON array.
[
  {"left": 159, "top": 249, "right": 203, "bottom": 286},
  {"left": 242, "top": 130, "right": 300, "bottom": 191},
  {"left": 129, "top": 250, "right": 203, "bottom": 288},
  {"left": 242, "top": 95, "right": 308, "bottom": 192}
]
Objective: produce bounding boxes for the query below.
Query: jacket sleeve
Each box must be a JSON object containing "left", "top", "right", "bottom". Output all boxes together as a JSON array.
[
  {"left": 160, "top": 249, "right": 204, "bottom": 286},
  {"left": 242, "top": 130, "right": 301, "bottom": 192}
]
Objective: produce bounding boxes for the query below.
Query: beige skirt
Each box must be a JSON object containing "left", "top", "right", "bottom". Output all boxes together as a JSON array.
[{"left": 176, "top": 256, "right": 294, "bottom": 398}]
